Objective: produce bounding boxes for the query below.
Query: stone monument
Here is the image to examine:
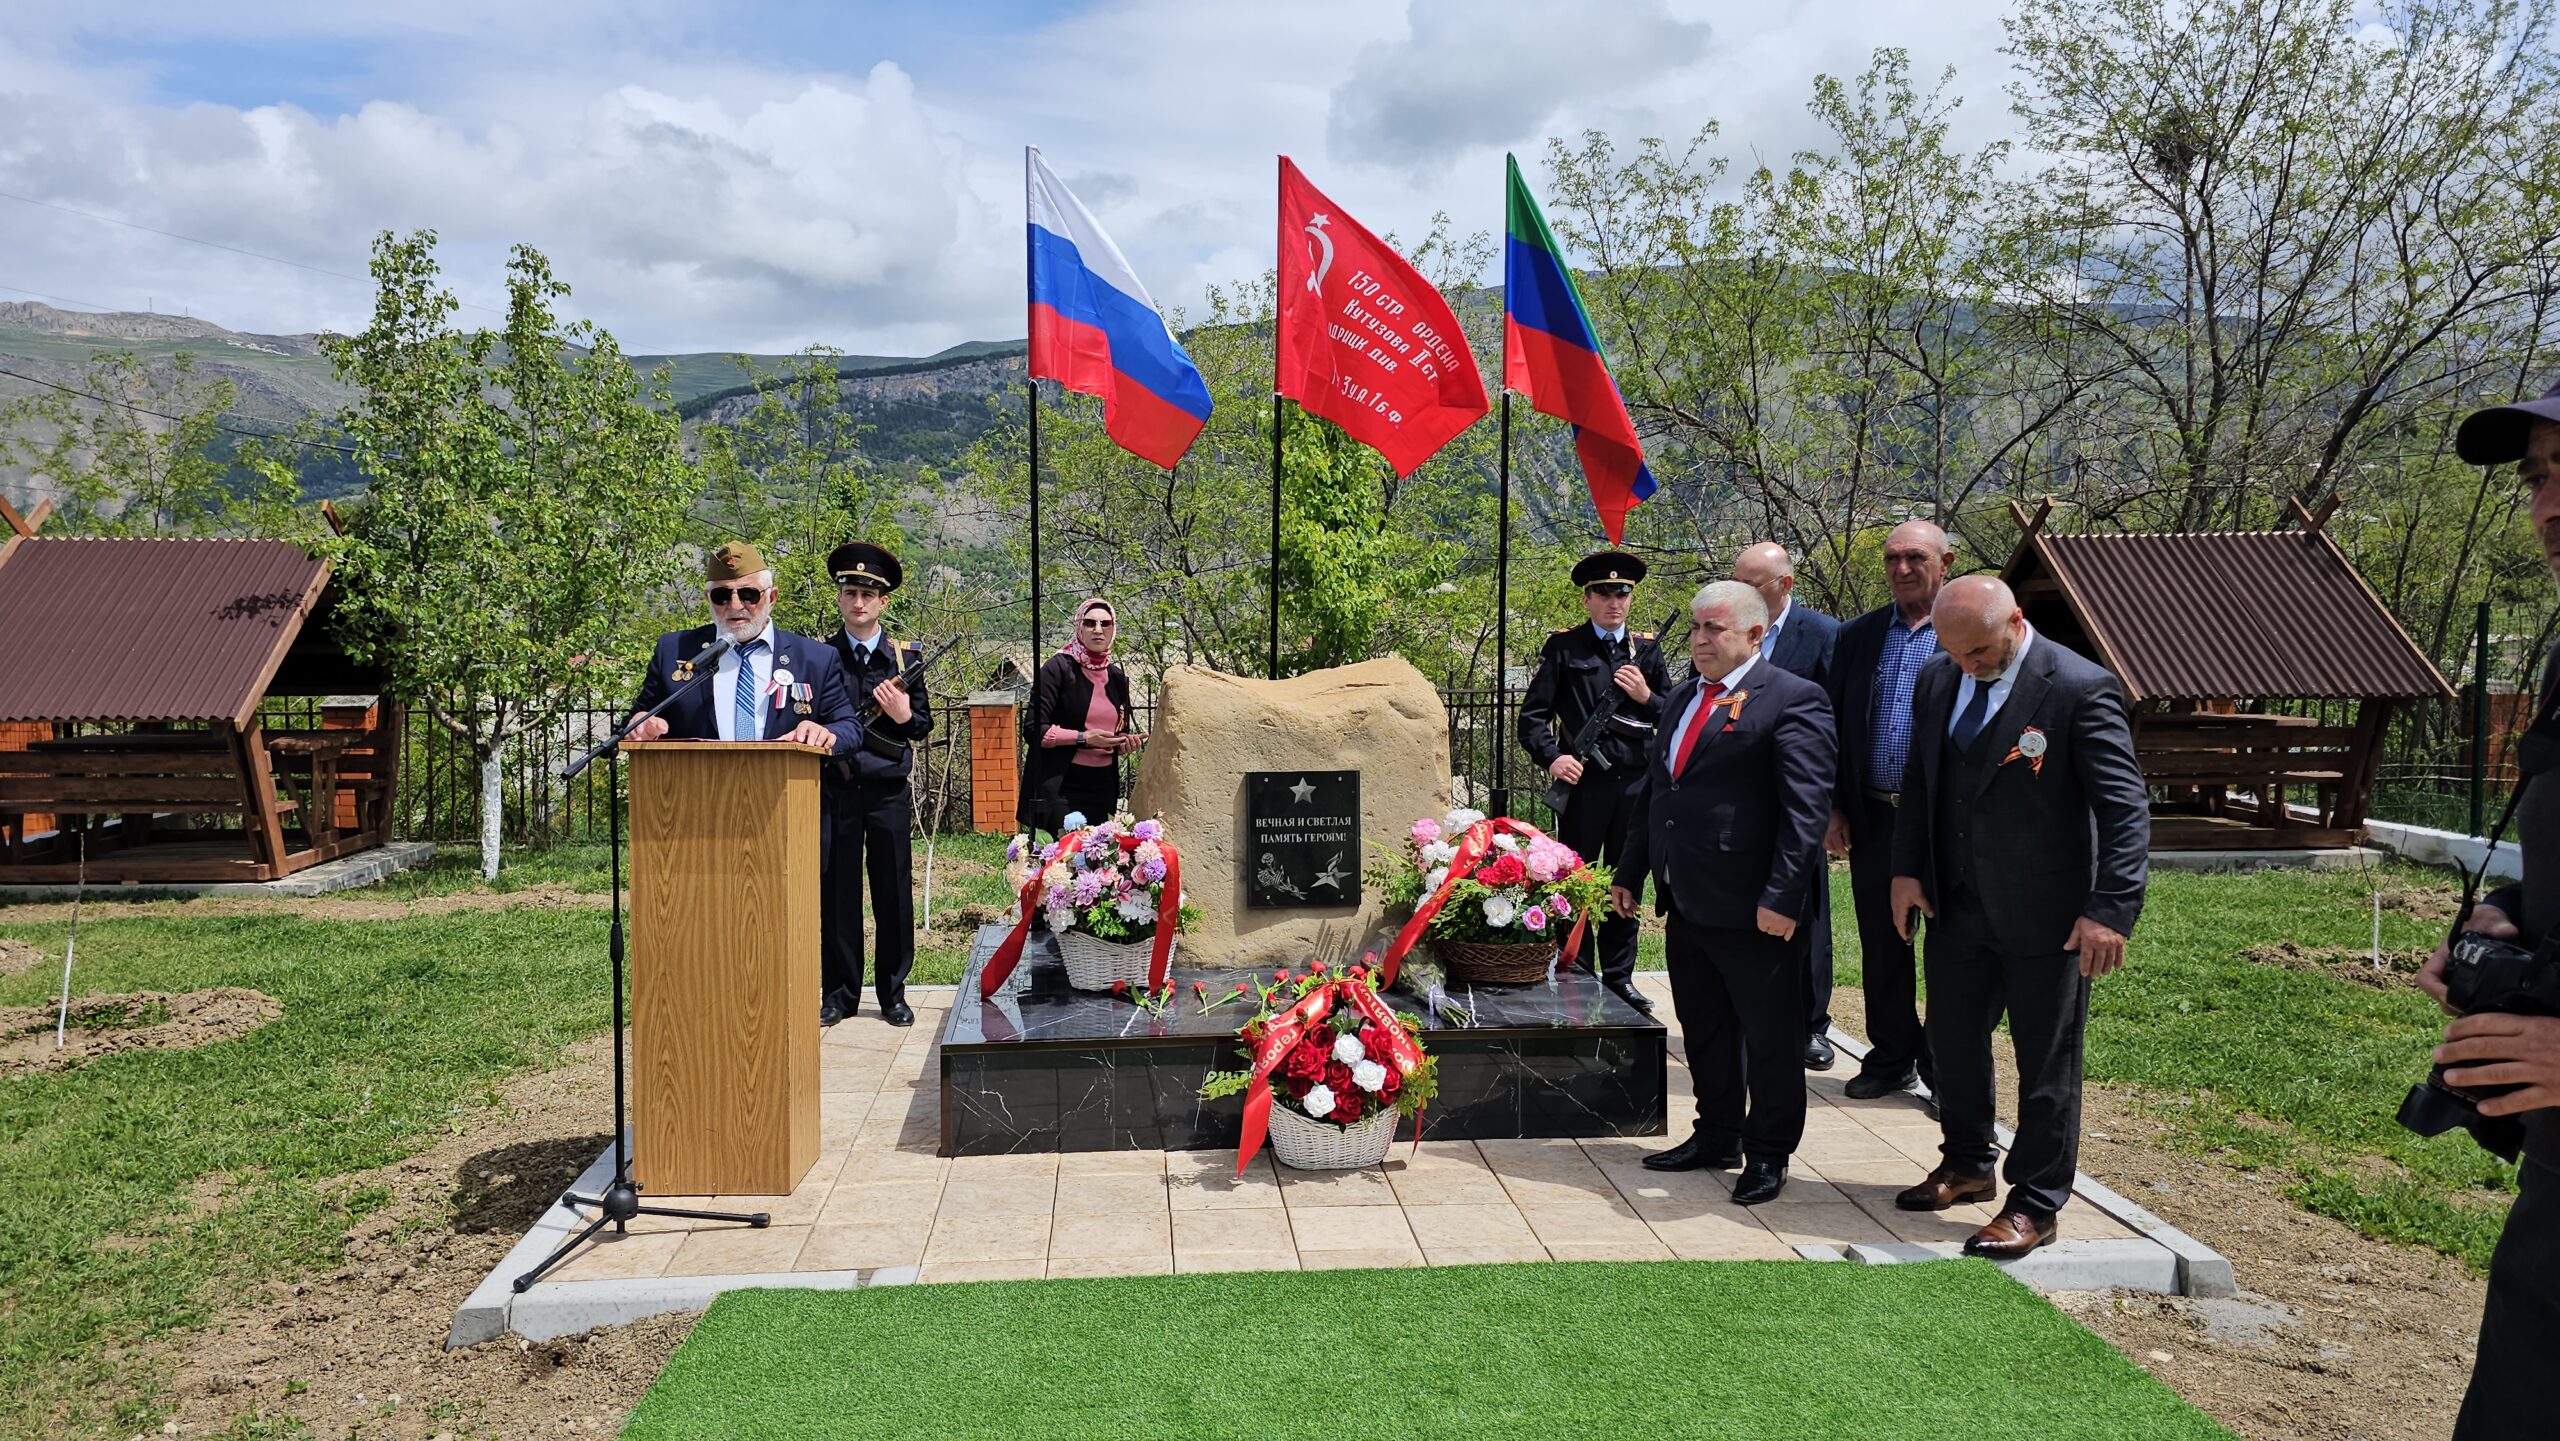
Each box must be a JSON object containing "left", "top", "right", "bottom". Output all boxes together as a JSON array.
[{"left": 1127, "top": 656, "right": 1449, "bottom": 967}]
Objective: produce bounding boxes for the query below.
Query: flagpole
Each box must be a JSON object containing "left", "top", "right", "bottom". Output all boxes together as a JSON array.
[
  {"left": 1494, "top": 390, "right": 1511, "bottom": 819},
  {"left": 1268, "top": 391, "right": 1282, "bottom": 680},
  {"left": 1028, "top": 376, "right": 1042, "bottom": 659}
]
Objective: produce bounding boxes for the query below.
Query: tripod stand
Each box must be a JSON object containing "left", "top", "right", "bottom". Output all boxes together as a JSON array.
[{"left": 515, "top": 643, "right": 767, "bottom": 1292}]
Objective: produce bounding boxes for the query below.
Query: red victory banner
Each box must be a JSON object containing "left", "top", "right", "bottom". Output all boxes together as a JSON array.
[{"left": 1275, "top": 156, "right": 1490, "bottom": 476}]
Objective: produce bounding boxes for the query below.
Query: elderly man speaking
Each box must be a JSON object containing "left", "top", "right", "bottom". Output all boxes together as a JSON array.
[{"left": 628, "top": 541, "right": 863, "bottom": 756}]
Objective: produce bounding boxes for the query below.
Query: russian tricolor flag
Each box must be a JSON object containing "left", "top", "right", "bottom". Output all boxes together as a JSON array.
[{"left": 1027, "top": 147, "right": 1211, "bottom": 470}]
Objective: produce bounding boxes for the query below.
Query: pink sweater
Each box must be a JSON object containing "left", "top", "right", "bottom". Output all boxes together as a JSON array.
[{"left": 1044, "top": 677, "right": 1120, "bottom": 766}]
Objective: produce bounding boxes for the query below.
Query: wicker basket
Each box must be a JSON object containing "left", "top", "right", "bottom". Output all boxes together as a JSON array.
[
  {"left": 1056, "top": 928, "right": 1169, "bottom": 991},
  {"left": 1434, "top": 937, "right": 1559, "bottom": 984},
  {"left": 1266, "top": 1100, "right": 1401, "bottom": 1170}
]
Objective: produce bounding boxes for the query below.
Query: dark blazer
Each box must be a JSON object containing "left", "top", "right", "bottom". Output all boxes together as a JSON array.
[
  {"left": 1017, "top": 650, "right": 1133, "bottom": 831},
  {"left": 1518, "top": 625, "right": 1672, "bottom": 771},
  {"left": 825, "top": 628, "right": 934, "bottom": 785},
  {"left": 631, "top": 625, "right": 863, "bottom": 754},
  {"left": 1889, "top": 635, "right": 2151, "bottom": 952},
  {"left": 1619, "top": 661, "right": 1838, "bottom": 929},
  {"left": 1763, "top": 601, "right": 1838, "bottom": 686}
]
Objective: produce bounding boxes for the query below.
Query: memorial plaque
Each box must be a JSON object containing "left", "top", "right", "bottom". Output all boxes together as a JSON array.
[{"left": 1243, "top": 770, "right": 1361, "bottom": 909}]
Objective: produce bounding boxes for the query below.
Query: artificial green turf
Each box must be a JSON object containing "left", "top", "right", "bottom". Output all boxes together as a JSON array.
[{"left": 625, "top": 1261, "right": 2230, "bottom": 1441}]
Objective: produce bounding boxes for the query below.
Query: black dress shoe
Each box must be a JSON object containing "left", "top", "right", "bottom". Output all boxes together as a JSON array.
[
  {"left": 1732, "top": 1159, "right": 1788, "bottom": 1205},
  {"left": 1606, "top": 980, "right": 1656, "bottom": 1017},
  {"left": 819, "top": 996, "right": 852, "bottom": 1027},
  {"left": 880, "top": 998, "right": 916, "bottom": 1027},
  {"left": 1642, "top": 1134, "right": 1742, "bottom": 1171},
  {"left": 1842, "top": 1064, "right": 1918, "bottom": 1100},
  {"left": 1803, "top": 1032, "right": 1837, "bottom": 1071}
]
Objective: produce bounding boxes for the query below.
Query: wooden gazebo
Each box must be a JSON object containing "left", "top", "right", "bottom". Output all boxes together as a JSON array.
[
  {"left": 0, "top": 501, "right": 400, "bottom": 883},
  {"left": 2000, "top": 499, "right": 2455, "bottom": 850}
]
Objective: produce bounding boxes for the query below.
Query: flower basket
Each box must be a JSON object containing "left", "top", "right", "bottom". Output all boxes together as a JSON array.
[
  {"left": 1434, "top": 937, "right": 1557, "bottom": 985},
  {"left": 1266, "top": 1097, "right": 1400, "bottom": 1170},
  {"left": 1056, "top": 927, "right": 1174, "bottom": 992}
]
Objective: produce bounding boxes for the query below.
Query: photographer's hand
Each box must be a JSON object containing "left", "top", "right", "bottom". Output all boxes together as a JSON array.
[
  {"left": 2421, "top": 903, "right": 2517, "bottom": 1014},
  {"left": 2435, "top": 1012, "right": 2560, "bottom": 1116}
]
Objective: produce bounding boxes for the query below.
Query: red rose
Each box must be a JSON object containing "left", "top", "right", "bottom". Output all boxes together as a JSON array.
[
  {"left": 1359, "top": 1025, "right": 1389, "bottom": 1057},
  {"left": 1310, "top": 959, "right": 1328, "bottom": 974},
  {"left": 1332, "top": 1088, "right": 1366, "bottom": 1122},
  {"left": 1380, "top": 1065, "right": 1403, "bottom": 1096},
  {"left": 1325, "top": 1060, "right": 1354, "bottom": 1091},
  {"left": 1284, "top": 1041, "right": 1327, "bottom": 1083},
  {"left": 1286, "top": 1076, "right": 1312, "bottom": 1100},
  {"left": 1480, "top": 854, "right": 1527, "bottom": 887}
]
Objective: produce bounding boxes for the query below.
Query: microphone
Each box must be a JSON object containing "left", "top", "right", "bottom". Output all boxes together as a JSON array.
[{"left": 689, "top": 635, "right": 733, "bottom": 669}]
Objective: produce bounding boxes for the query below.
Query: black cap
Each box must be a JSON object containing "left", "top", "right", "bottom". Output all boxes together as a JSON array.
[
  {"left": 1572, "top": 550, "right": 1645, "bottom": 591},
  {"left": 827, "top": 541, "right": 902, "bottom": 592},
  {"left": 2457, "top": 380, "right": 2560, "bottom": 466}
]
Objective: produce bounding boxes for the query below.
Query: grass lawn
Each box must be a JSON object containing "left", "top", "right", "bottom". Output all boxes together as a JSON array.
[{"left": 625, "top": 1261, "right": 2230, "bottom": 1441}]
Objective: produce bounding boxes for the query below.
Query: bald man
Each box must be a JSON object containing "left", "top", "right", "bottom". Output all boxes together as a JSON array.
[
  {"left": 1734, "top": 542, "right": 1843, "bottom": 1071},
  {"left": 1886, "top": 576, "right": 2149, "bottom": 1259},
  {"left": 1826, "top": 519, "right": 1953, "bottom": 1101}
]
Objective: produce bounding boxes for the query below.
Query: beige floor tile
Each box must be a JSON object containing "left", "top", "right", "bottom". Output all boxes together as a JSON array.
[
  {"left": 1423, "top": 1243, "right": 1550, "bottom": 1265},
  {"left": 924, "top": 1213, "right": 1049, "bottom": 1264},
  {"left": 957, "top": 1151, "right": 1063, "bottom": 1179},
  {"left": 937, "top": 1174, "right": 1062, "bottom": 1219},
  {"left": 1053, "top": 1171, "right": 1170, "bottom": 1216},
  {"left": 664, "top": 1225, "right": 812, "bottom": 1277},
  {"left": 1297, "top": 1246, "right": 1424, "bottom": 1270},
  {"left": 1049, "top": 1209, "right": 1172, "bottom": 1259},
  {"left": 1382, "top": 1145, "right": 1510, "bottom": 1206},
  {"left": 921, "top": 1258, "right": 1048, "bottom": 1283},
  {"left": 2071, "top": 1208, "right": 2141, "bottom": 1241},
  {"left": 1277, "top": 1165, "right": 1398, "bottom": 1208},
  {"left": 1401, "top": 1203, "right": 1539, "bottom": 1251},
  {"left": 797, "top": 1217, "right": 933, "bottom": 1271},
  {"left": 839, "top": 1148, "right": 950, "bottom": 1184},
  {"left": 1519, "top": 1201, "right": 1655, "bottom": 1248},
  {"left": 1167, "top": 1154, "right": 1286, "bottom": 1210},
  {"left": 1752, "top": 1202, "right": 1898, "bottom": 1248},
  {"left": 1174, "top": 1250, "right": 1300, "bottom": 1274},
  {"left": 1647, "top": 1209, "right": 1797, "bottom": 1260},
  {"left": 1060, "top": 1149, "right": 1170, "bottom": 1176},
  {"left": 1546, "top": 1240, "right": 1674, "bottom": 1262},
  {"left": 1477, "top": 1139, "right": 1620, "bottom": 1207},
  {"left": 818, "top": 1178, "right": 946, "bottom": 1225},
  {"left": 1171, "top": 1207, "right": 1294, "bottom": 1254},
  {"left": 546, "top": 1230, "right": 685, "bottom": 1282},
  {"left": 611, "top": 1197, "right": 727, "bottom": 1236},
  {"left": 1576, "top": 1138, "right": 1674, "bottom": 1171},
  {"left": 1868, "top": 1204, "right": 1999, "bottom": 1247},
  {"left": 1285, "top": 1203, "right": 1414, "bottom": 1252},
  {"left": 1049, "top": 1253, "right": 1174, "bottom": 1279}
]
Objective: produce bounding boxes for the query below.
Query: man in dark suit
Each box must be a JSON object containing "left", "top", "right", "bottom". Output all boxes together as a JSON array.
[
  {"left": 1519, "top": 549, "right": 1673, "bottom": 1016},
  {"left": 1826, "top": 519, "right": 1953, "bottom": 1102},
  {"left": 1613, "top": 580, "right": 1837, "bottom": 1205},
  {"left": 628, "top": 541, "right": 864, "bottom": 760},
  {"left": 1735, "top": 541, "right": 1843, "bottom": 1071},
  {"left": 819, "top": 541, "right": 934, "bottom": 1028},
  {"left": 1887, "top": 576, "right": 2149, "bottom": 1258}
]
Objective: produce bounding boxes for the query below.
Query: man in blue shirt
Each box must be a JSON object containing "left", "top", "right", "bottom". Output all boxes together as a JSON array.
[{"left": 1824, "top": 519, "right": 1952, "bottom": 1101}]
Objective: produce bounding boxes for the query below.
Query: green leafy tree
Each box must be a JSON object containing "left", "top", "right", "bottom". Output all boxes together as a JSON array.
[
  {"left": 305, "top": 230, "right": 698, "bottom": 877},
  {"left": 0, "top": 350, "right": 294, "bottom": 535}
]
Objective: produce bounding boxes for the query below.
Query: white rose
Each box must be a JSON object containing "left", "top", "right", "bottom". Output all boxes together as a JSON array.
[
  {"left": 1419, "top": 841, "right": 1458, "bottom": 868},
  {"left": 1482, "top": 894, "right": 1520, "bottom": 928},
  {"left": 1352, "top": 1059, "right": 1389, "bottom": 1093},
  {"left": 1332, "top": 1033, "right": 1366, "bottom": 1065},
  {"left": 1302, "top": 1084, "right": 1336, "bottom": 1118}
]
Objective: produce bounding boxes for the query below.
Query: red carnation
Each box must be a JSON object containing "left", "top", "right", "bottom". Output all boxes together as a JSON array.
[
  {"left": 1310, "top": 959, "right": 1328, "bottom": 974},
  {"left": 1276, "top": 969, "right": 1292, "bottom": 984},
  {"left": 1110, "top": 979, "right": 1129, "bottom": 995},
  {"left": 1481, "top": 853, "right": 1527, "bottom": 887},
  {"left": 1193, "top": 981, "right": 1206, "bottom": 995}
]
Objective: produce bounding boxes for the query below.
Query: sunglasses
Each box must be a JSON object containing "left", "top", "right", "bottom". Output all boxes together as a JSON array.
[
  {"left": 709, "top": 585, "right": 765, "bottom": 606},
  {"left": 1079, "top": 616, "right": 1115, "bottom": 627}
]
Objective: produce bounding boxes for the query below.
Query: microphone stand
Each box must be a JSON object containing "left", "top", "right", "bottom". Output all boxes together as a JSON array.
[{"left": 514, "top": 641, "right": 768, "bottom": 1292}]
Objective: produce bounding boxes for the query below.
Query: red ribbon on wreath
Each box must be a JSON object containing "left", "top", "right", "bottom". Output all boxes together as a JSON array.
[
  {"left": 1233, "top": 973, "right": 1426, "bottom": 1176},
  {"left": 977, "top": 827, "right": 1183, "bottom": 999},
  {"left": 1373, "top": 817, "right": 1590, "bottom": 988}
]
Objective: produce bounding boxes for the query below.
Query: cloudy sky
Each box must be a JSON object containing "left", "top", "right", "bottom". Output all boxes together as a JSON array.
[{"left": 0, "top": 0, "right": 2019, "bottom": 357}]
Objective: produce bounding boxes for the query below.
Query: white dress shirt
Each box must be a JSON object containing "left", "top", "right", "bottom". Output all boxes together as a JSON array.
[
  {"left": 1947, "top": 626, "right": 2036, "bottom": 737},
  {"left": 712, "top": 620, "right": 778, "bottom": 742},
  {"left": 1664, "top": 653, "right": 1759, "bottom": 771}
]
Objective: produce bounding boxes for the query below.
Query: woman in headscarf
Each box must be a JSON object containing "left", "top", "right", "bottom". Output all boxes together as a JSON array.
[{"left": 1018, "top": 597, "right": 1141, "bottom": 835}]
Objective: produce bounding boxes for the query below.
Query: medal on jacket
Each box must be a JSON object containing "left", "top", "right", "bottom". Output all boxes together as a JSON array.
[
  {"left": 2004, "top": 726, "right": 2048, "bottom": 775},
  {"left": 794, "top": 681, "right": 812, "bottom": 716}
]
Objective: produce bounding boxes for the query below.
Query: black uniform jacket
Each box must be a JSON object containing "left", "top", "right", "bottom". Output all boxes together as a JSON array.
[
  {"left": 825, "top": 628, "right": 934, "bottom": 786},
  {"left": 1519, "top": 625, "right": 1672, "bottom": 774}
]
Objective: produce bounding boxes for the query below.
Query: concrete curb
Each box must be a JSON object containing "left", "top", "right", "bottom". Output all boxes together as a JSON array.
[{"left": 0, "top": 840, "right": 436, "bottom": 903}]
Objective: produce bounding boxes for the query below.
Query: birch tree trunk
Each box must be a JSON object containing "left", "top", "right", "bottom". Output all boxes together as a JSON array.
[{"left": 479, "top": 747, "right": 505, "bottom": 881}]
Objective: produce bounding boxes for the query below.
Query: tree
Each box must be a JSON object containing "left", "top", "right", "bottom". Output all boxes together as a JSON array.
[
  {"left": 693, "top": 348, "right": 894, "bottom": 638},
  {"left": 0, "top": 350, "right": 295, "bottom": 536},
  {"left": 305, "top": 230, "right": 697, "bottom": 878}
]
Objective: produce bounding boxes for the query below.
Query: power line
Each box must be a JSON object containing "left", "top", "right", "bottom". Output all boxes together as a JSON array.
[
  {"left": 0, "top": 362, "right": 367, "bottom": 458},
  {"left": 0, "top": 281, "right": 121, "bottom": 313}
]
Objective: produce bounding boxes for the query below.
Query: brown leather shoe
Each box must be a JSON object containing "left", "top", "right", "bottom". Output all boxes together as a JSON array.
[
  {"left": 1894, "top": 1167, "right": 1997, "bottom": 1212},
  {"left": 1963, "top": 1207, "right": 2058, "bottom": 1258}
]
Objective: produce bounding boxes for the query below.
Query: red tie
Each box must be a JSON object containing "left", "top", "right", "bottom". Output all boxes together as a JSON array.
[{"left": 1670, "top": 681, "right": 1725, "bottom": 776}]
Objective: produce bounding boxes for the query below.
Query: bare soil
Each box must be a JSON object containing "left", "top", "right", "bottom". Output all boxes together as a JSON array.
[
  {"left": 0, "top": 988, "right": 282, "bottom": 1075},
  {"left": 2240, "top": 939, "right": 2433, "bottom": 991},
  {"left": 0, "top": 882, "right": 609, "bottom": 926},
  {"left": 0, "top": 935, "right": 44, "bottom": 976}
]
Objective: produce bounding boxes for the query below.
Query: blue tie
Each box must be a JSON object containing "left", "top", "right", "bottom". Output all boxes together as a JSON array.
[
  {"left": 734, "top": 638, "right": 764, "bottom": 740},
  {"left": 1951, "top": 678, "right": 1992, "bottom": 750}
]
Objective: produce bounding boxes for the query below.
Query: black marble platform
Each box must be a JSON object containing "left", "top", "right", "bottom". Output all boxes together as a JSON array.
[{"left": 939, "top": 924, "right": 1666, "bottom": 1156}]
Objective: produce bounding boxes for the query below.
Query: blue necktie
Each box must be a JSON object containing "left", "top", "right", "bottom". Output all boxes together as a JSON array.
[
  {"left": 734, "top": 638, "right": 764, "bottom": 740},
  {"left": 1951, "top": 678, "right": 1992, "bottom": 750}
]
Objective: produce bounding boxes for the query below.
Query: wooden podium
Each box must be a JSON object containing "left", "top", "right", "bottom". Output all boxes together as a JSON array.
[{"left": 625, "top": 740, "right": 824, "bottom": 1197}]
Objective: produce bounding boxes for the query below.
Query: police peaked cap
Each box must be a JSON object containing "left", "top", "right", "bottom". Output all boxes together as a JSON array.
[
  {"left": 1572, "top": 550, "right": 1646, "bottom": 589},
  {"left": 827, "top": 541, "right": 903, "bottom": 592}
]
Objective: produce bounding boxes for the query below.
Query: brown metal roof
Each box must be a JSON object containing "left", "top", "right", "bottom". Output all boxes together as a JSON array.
[
  {"left": 2012, "top": 529, "right": 2453, "bottom": 704},
  {"left": 0, "top": 537, "right": 330, "bottom": 725}
]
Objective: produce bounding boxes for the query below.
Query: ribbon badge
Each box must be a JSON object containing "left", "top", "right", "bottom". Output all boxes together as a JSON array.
[
  {"left": 1373, "top": 816, "right": 1590, "bottom": 988},
  {"left": 2003, "top": 726, "right": 2048, "bottom": 776},
  {"left": 1712, "top": 687, "right": 1750, "bottom": 722}
]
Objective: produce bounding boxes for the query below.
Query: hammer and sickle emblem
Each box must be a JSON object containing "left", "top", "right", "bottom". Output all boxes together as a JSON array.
[{"left": 1304, "top": 213, "right": 1333, "bottom": 292}]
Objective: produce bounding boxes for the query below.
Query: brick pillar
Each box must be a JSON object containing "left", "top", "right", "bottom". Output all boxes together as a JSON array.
[
  {"left": 0, "top": 720, "right": 51, "bottom": 837},
  {"left": 968, "top": 693, "right": 1021, "bottom": 834}
]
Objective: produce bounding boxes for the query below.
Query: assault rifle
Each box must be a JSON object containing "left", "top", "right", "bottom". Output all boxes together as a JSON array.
[
  {"left": 848, "top": 634, "right": 966, "bottom": 768},
  {"left": 1541, "top": 685, "right": 1625, "bottom": 816}
]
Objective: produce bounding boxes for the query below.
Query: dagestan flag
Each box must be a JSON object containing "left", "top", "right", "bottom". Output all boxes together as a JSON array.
[
  {"left": 1503, "top": 153, "right": 1654, "bottom": 542},
  {"left": 1275, "top": 156, "right": 1488, "bottom": 476}
]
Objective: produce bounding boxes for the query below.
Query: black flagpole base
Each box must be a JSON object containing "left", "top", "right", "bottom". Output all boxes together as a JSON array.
[{"left": 511, "top": 1170, "right": 768, "bottom": 1293}]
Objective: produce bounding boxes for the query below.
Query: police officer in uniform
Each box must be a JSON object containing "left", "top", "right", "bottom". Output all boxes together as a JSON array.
[
  {"left": 1519, "top": 550, "right": 1672, "bottom": 1016},
  {"left": 819, "top": 541, "right": 933, "bottom": 1028}
]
